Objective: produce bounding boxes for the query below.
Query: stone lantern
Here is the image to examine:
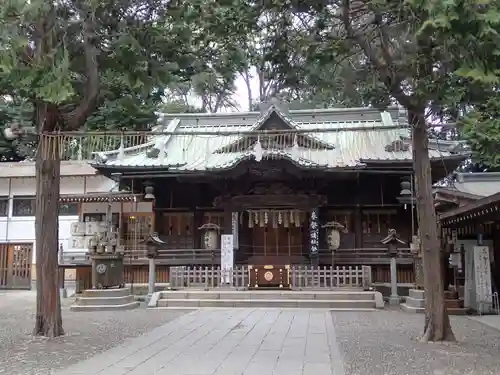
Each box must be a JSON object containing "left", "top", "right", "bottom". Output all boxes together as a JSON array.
[
  {"left": 396, "top": 178, "right": 416, "bottom": 210},
  {"left": 145, "top": 232, "right": 165, "bottom": 302},
  {"left": 381, "top": 229, "right": 406, "bottom": 305},
  {"left": 382, "top": 229, "right": 405, "bottom": 256},
  {"left": 198, "top": 223, "right": 221, "bottom": 250}
]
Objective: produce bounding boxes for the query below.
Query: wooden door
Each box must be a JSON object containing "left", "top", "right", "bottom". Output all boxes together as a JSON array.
[
  {"left": 0, "top": 243, "right": 33, "bottom": 289},
  {"left": 251, "top": 224, "right": 303, "bottom": 257},
  {"left": 11, "top": 244, "right": 32, "bottom": 289},
  {"left": 0, "top": 244, "right": 8, "bottom": 288},
  {"left": 252, "top": 225, "right": 266, "bottom": 257}
]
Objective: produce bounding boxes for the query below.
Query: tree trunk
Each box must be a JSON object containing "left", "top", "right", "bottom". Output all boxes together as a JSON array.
[
  {"left": 409, "top": 109, "right": 455, "bottom": 342},
  {"left": 33, "top": 114, "right": 64, "bottom": 337}
]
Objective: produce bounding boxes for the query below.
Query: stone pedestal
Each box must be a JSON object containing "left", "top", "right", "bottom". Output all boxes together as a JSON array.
[
  {"left": 90, "top": 253, "right": 124, "bottom": 289},
  {"left": 401, "top": 289, "right": 425, "bottom": 313},
  {"left": 401, "top": 289, "right": 467, "bottom": 315},
  {"left": 70, "top": 288, "right": 139, "bottom": 311}
]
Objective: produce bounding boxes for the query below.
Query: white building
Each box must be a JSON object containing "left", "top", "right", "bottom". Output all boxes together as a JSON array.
[{"left": 0, "top": 161, "right": 116, "bottom": 288}]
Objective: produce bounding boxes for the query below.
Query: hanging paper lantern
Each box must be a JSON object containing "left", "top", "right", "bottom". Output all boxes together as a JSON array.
[{"left": 322, "top": 222, "right": 348, "bottom": 251}]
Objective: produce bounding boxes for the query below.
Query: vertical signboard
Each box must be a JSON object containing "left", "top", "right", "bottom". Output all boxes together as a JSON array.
[
  {"left": 220, "top": 234, "right": 234, "bottom": 285},
  {"left": 473, "top": 245, "right": 492, "bottom": 314}
]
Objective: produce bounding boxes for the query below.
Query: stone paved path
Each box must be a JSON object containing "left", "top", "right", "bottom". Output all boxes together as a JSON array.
[{"left": 55, "top": 309, "right": 345, "bottom": 375}]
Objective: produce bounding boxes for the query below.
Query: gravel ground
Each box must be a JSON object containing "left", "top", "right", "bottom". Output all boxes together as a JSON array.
[
  {"left": 0, "top": 290, "right": 188, "bottom": 375},
  {"left": 3, "top": 290, "right": 500, "bottom": 375},
  {"left": 332, "top": 308, "right": 500, "bottom": 375}
]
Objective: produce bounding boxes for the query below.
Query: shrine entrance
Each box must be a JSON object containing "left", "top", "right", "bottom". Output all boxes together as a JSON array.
[{"left": 244, "top": 209, "right": 307, "bottom": 264}]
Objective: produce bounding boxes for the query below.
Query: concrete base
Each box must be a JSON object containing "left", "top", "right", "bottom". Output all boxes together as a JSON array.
[
  {"left": 150, "top": 290, "right": 384, "bottom": 310},
  {"left": 401, "top": 289, "right": 468, "bottom": 315},
  {"left": 70, "top": 288, "right": 140, "bottom": 312},
  {"left": 388, "top": 296, "right": 401, "bottom": 306},
  {"left": 401, "top": 303, "right": 424, "bottom": 313}
]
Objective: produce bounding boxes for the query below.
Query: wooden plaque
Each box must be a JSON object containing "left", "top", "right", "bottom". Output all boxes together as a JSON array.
[{"left": 248, "top": 264, "right": 291, "bottom": 289}]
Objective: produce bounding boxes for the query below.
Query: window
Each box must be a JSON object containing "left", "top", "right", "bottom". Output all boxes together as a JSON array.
[
  {"left": 59, "top": 203, "right": 79, "bottom": 216},
  {"left": 12, "top": 196, "right": 36, "bottom": 216},
  {"left": 0, "top": 197, "right": 8, "bottom": 217},
  {"left": 362, "top": 210, "right": 397, "bottom": 234}
]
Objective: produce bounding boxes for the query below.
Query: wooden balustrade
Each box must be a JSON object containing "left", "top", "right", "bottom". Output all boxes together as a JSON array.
[
  {"left": 60, "top": 247, "right": 415, "bottom": 266},
  {"left": 168, "top": 265, "right": 372, "bottom": 290}
]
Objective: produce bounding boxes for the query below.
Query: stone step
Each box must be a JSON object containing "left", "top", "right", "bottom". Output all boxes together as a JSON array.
[
  {"left": 156, "top": 298, "right": 376, "bottom": 309},
  {"left": 82, "top": 288, "right": 131, "bottom": 298},
  {"left": 401, "top": 303, "right": 423, "bottom": 313},
  {"left": 405, "top": 296, "right": 425, "bottom": 308},
  {"left": 405, "top": 296, "right": 462, "bottom": 310},
  {"left": 445, "top": 299, "right": 462, "bottom": 309},
  {"left": 444, "top": 291, "right": 459, "bottom": 299},
  {"left": 70, "top": 301, "right": 140, "bottom": 312},
  {"left": 159, "top": 290, "right": 375, "bottom": 301},
  {"left": 75, "top": 295, "right": 135, "bottom": 306},
  {"left": 401, "top": 303, "right": 469, "bottom": 315},
  {"left": 409, "top": 289, "right": 425, "bottom": 300}
]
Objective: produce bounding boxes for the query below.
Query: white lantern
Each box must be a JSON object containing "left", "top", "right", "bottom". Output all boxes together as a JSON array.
[
  {"left": 322, "top": 222, "right": 347, "bottom": 251},
  {"left": 198, "top": 223, "right": 221, "bottom": 250}
]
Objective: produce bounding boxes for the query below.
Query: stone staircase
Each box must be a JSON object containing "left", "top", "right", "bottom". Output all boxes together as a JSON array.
[
  {"left": 401, "top": 289, "right": 467, "bottom": 315},
  {"left": 148, "top": 290, "right": 384, "bottom": 310},
  {"left": 70, "top": 288, "right": 140, "bottom": 312}
]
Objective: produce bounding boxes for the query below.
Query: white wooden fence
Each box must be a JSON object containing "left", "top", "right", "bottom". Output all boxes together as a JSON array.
[{"left": 169, "top": 265, "right": 372, "bottom": 290}]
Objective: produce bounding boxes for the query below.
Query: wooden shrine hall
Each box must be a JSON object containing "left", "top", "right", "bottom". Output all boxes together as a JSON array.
[{"left": 88, "top": 103, "right": 467, "bottom": 285}]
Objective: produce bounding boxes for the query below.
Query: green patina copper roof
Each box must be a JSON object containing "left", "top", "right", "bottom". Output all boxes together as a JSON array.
[{"left": 92, "top": 105, "right": 467, "bottom": 171}]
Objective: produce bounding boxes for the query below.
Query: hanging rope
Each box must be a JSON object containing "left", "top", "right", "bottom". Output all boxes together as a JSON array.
[{"left": 37, "top": 123, "right": 416, "bottom": 161}]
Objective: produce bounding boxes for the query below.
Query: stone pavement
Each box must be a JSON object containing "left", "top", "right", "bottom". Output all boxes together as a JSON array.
[{"left": 55, "top": 309, "right": 345, "bottom": 375}]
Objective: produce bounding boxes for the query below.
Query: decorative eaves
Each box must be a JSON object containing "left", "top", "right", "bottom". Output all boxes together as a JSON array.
[
  {"left": 59, "top": 193, "right": 139, "bottom": 203},
  {"left": 213, "top": 105, "right": 336, "bottom": 154}
]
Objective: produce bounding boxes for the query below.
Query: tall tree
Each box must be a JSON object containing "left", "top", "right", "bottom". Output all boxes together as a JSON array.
[
  {"left": 259, "top": 0, "right": 500, "bottom": 341},
  {"left": 0, "top": 0, "right": 253, "bottom": 337}
]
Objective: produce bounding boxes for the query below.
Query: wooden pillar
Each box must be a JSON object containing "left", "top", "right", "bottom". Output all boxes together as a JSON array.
[
  {"left": 355, "top": 174, "right": 363, "bottom": 248},
  {"left": 193, "top": 211, "right": 203, "bottom": 249},
  {"left": 223, "top": 209, "right": 232, "bottom": 235},
  {"left": 302, "top": 212, "right": 310, "bottom": 259},
  {"left": 154, "top": 207, "right": 163, "bottom": 234},
  {"left": 354, "top": 207, "right": 363, "bottom": 248}
]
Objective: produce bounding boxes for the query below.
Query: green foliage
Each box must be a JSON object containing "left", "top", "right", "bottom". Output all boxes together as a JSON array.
[
  {"left": 0, "top": 99, "right": 33, "bottom": 160},
  {"left": 459, "top": 94, "right": 500, "bottom": 170},
  {"left": 0, "top": 0, "right": 256, "bottom": 159}
]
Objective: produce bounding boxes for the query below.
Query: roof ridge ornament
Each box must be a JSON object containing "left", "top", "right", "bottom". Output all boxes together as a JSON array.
[{"left": 259, "top": 97, "right": 289, "bottom": 116}]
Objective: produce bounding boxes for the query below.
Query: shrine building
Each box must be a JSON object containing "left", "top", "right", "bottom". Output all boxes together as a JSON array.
[{"left": 82, "top": 103, "right": 466, "bottom": 287}]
